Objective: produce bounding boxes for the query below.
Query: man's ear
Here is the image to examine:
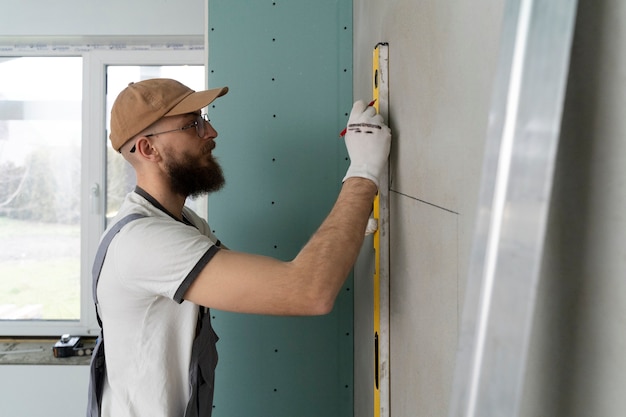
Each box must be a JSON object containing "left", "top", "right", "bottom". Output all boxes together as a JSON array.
[{"left": 134, "top": 136, "right": 160, "bottom": 160}]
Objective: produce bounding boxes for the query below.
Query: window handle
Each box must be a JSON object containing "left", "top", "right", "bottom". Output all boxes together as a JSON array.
[{"left": 90, "top": 183, "right": 101, "bottom": 214}]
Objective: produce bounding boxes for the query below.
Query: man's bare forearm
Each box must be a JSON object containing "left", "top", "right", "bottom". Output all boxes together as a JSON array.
[{"left": 290, "top": 177, "right": 378, "bottom": 313}]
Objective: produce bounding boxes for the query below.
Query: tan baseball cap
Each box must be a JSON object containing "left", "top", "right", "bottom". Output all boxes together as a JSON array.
[{"left": 109, "top": 78, "right": 229, "bottom": 151}]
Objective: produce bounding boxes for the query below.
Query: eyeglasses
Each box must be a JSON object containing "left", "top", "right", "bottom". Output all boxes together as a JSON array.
[{"left": 129, "top": 114, "right": 210, "bottom": 153}]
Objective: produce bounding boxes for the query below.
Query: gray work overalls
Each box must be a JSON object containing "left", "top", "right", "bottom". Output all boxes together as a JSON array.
[{"left": 86, "top": 213, "right": 218, "bottom": 417}]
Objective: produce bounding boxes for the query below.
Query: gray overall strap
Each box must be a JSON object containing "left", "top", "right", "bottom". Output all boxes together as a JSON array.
[
  {"left": 87, "top": 213, "right": 146, "bottom": 417},
  {"left": 91, "top": 213, "right": 147, "bottom": 306}
]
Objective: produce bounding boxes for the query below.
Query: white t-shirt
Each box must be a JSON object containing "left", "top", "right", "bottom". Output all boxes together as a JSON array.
[{"left": 97, "top": 189, "right": 220, "bottom": 417}]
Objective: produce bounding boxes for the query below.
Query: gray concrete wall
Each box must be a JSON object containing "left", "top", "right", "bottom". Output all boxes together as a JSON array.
[
  {"left": 354, "top": 1, "right": 626, "bottom": 417},
  {"left": 352, "top": 0, "right": 504, "bottom": 415}
]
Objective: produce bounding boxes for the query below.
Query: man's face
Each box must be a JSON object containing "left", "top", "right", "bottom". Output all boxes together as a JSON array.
[{"left": 159, "top": 114, "right": 226, "bottom": 198}]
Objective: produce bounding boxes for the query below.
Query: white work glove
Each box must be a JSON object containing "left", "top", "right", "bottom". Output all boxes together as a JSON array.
[
  {"left": 342, "top": 100, "right": 391, "bottom": 189},
  {"left": 365, "top": 217, "right": 379, "bottom": 236}
]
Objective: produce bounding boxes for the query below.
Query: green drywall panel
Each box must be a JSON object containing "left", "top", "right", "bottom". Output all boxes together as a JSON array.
[{"left": 206, "top": 1, "right": 353, "bottom": 416}]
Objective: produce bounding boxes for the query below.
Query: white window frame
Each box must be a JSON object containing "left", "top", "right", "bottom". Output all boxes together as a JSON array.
[{"left": 1, "top": 47, "right": 204, "bottom": 336}]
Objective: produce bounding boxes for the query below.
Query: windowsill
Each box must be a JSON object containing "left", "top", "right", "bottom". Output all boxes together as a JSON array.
[{"left": 0, "top": 338, "right": 95, "bottom": 365}]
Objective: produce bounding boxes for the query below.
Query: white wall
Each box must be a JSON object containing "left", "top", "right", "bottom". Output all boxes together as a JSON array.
[
  {"left": 0, "top": 2, "right": 204, "bottom": 416},
  {"left": 0, "top": 366, "right": 90, "bottom": 417},
  {"left": 0, "top": 0, "right": 205, "bottom": 37}
]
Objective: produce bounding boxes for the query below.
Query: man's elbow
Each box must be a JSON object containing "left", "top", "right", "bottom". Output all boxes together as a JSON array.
[
  {"left": 287, "top": 262, "right": 343, "bottom": 316},
  {"left": 300, "top": 288, "right": 337, "bottom": 316},
  {"left": 309, "top": 298, "right": 335, "bottom": 316}
]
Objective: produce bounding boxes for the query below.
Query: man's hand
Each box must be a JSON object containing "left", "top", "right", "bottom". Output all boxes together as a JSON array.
[{"left": 342, "top": 100, "right": 392, "bottom": 189}]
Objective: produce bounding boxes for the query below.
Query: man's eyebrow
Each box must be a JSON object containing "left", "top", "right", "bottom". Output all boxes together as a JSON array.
[{"left": 182, "top": 113, "right": 198, "bottom": 123}]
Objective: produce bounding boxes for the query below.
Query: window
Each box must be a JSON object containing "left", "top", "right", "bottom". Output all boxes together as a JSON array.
[
  {"left": 0, "top": 47, "right": 204, "bottom": 336},
  {"left": 0, "top": 57, "right": 83, "bottom": 322}
]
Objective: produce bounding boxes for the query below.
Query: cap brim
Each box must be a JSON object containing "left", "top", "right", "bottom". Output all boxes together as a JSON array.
[{"left": 164, "top": 86, "right": 229, "bottom": 116}]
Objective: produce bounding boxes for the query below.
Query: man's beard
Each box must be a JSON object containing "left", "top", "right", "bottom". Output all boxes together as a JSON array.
[{"left": 165, "top": 148, "right": 225, "bottom": 198}]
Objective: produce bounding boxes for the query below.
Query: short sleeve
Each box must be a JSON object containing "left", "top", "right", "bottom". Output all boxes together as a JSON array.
[{"left": 109, "top": 217, "right": 218, "bottom": 300}]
